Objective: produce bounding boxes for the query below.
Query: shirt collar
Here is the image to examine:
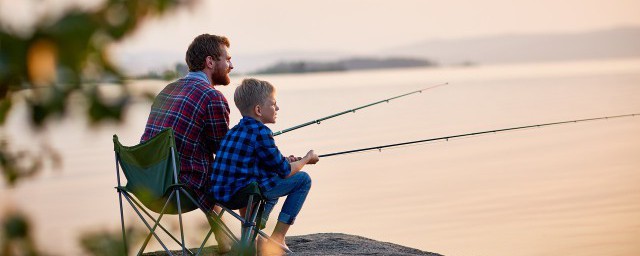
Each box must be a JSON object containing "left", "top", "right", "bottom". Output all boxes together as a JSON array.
[
  {"left": 241, "top": 116, "right": 261, "bottom": 124},
  {"left": 185, "top": 71, "right": 211, "bottom": 84},
  {"left": 240, "top": 116, "right": 271, "bottom": 130}
]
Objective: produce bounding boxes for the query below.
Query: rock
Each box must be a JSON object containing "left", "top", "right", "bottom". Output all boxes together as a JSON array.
[
  {"left": 143, "top": 233, "right": 442, "bottom": 255},
  {"left": 286, "top": 233, "right": 441, "bottom": 255}
]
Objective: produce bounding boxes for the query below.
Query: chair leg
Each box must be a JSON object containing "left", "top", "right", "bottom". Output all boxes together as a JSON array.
[
  {"left": 240, "top": 195, "right": 257, "bottom": 255},
  {"left": 118, "top": 190, "right": 128, "bottom": 255},
  {"left": 176, "top": 189, "right": 187, "bottom": 256},
  {"left": 121, "top": 193, "right": 173, "bottom": 256},
  {"left": 205, "top": 211, "right": 239, "bottom": 247},
  {"left": 127, "top": 194, "right": 192, "bottom": 253},
  {"left": 115, "top": 156, "right": 128, "bottom": 255},
  {"left": 138, "top": 190, "right": 179, "bottom": 255},
  {"left": 216, "top": 201, "right": 292, "bottom": 254},
  {"left": 178, "top": 188, "right": 240, "bottom": 254},
  {"left": 249, "top": 201, "right": 265, "bottom": 245},
  {"left": 195, "top": 229, "right": 214, "bottom": 256},
  {"left": 211, "top": 205, "right": 243, "bottom": 244}
]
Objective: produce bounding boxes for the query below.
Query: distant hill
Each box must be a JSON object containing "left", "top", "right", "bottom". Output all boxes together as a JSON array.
[
  {"left": 385, "top": 27, "right": 640, "bottom": 65},
  {"left": 253, "top": 57, "right": 435, "bottom": 74},
  {"left": 114, "top": 27, "right": 640, "bottom": 75}
]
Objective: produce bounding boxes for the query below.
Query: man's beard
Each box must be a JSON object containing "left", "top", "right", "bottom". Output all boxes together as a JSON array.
[{"left": 211, "top": 68, "right": 230, "bottom": 86}]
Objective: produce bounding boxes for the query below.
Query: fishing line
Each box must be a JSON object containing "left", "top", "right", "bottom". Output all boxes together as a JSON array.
[
  {"left": 319, "top": 113, "right": 639, "bottom": 158},
  {"left": 272, "top": 82, "right": 449, "bottom": 136}
]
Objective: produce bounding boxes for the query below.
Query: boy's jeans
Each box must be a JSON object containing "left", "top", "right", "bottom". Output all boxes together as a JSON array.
[{"left": 261, "top": 171, "right": 312, "bottom": 225}]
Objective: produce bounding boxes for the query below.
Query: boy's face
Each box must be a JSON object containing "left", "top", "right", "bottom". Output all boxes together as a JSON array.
[{"left": 258, "top": 92, "right": 279, "bottom": 124}]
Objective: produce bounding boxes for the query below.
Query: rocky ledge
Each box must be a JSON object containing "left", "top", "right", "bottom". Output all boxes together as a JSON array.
[{"left": 144, "top": 233, "right": 443, "bottom": 255}]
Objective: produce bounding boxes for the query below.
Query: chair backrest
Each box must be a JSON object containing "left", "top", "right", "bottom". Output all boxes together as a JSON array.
[{"left": 114, "top": 128, "right": 197, "bottom": 213}]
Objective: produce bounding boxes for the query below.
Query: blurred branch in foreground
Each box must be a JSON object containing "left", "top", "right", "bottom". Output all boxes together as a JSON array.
[
  {"left": 80, "top": 227, "right": 144, "bottom": 256},
  {"left": 0, "top": 0, "right": 199, "bottom": 255},
  {"left": 1, "top": 211, "right": 40, "bottom": 256},
  {"left": 0, "top": 0, "right": 197, "bottom": 186}
]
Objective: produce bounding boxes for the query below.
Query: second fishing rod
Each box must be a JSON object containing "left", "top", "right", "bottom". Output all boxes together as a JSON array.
[
  {"left": 318, "top": 113, "right": 639, "bottom": 158},
  {"left": 272, "top": 82, "right": 449, "bottom": 136}
]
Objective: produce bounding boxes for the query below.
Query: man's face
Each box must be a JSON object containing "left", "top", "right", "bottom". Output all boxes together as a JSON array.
[{"left": 210, "top": 45, "right": 233, "bottom": 85}]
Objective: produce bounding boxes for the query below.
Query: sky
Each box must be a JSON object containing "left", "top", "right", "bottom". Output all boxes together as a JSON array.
[
  {"left": 117, "top": 0, "right": 640, "bottom": 54},
  {"left": 1, "top": 0, "right": 640, "bottom": 72}
]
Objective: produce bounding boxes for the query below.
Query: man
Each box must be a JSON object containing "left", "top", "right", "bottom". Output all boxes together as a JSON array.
[{"left": 140, "top": 34, "right": 234, "bottom": 251}]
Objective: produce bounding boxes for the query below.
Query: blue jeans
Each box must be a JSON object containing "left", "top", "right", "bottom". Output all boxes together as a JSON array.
[{"left": 261, "top": 171, "right": 312, "bottom": 225}]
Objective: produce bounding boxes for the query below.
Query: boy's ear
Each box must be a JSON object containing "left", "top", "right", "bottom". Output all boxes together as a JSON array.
[{"left": 254, "top": 104, "right": 262, "bottom": 117}]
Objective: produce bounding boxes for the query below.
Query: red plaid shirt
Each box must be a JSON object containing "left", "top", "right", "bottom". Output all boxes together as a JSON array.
[{"left": 141, "top": 72, "right": 230, "bottom": 211}]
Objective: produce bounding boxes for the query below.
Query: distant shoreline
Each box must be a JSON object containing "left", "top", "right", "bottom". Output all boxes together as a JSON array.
[{"left": 251, "top": 56, "right": 438, "bottom": 75}]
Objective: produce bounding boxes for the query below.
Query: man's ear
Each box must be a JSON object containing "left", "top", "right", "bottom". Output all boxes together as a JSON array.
[{"left": 207, "top": 56, "right": 215, "bottom": 69}]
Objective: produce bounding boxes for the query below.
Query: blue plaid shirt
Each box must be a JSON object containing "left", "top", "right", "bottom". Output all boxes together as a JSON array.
[{"left": 210, "top": 116, "right": 291, "bottom": 203}]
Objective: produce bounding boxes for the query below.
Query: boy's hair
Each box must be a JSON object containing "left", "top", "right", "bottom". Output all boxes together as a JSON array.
[
  {"left": 234, "top": 78, "right": 276, "bottom": 116},
  {"left": 185, "top": 34, "right": 230, "bottom": 72}
]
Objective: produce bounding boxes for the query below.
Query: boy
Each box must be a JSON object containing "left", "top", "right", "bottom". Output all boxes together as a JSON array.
[{"left": 210, "top": 78, "right": 319, "bottom": 252}]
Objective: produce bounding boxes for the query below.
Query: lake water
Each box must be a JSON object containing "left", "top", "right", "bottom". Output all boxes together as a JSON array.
[{"left": 2, "top": 58, "right": 640, "bottom": 255}]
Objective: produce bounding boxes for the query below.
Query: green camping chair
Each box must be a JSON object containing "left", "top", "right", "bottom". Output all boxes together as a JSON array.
[{"left": 113, "top": 128, "right": 289, "bottom": 255}]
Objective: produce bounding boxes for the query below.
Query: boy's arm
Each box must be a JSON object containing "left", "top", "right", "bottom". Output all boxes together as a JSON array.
[
  {"left": 255, "top": 127, "right": 319, "bottom": 178},
  {"left": 287, "top": 150, "right": 319, "bottom": 178},
  {"left": 255, "top": 128, "right": 294, "bottom": 178}
]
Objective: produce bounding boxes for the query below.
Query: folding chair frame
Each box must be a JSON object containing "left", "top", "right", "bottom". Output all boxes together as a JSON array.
[{"left": 114, "top": 133, "right": 290, "bottom": 255}]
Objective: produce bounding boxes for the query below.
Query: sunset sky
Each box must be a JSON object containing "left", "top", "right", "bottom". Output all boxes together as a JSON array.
[
  {"left": 1, "top": 0, "right": 639, "bottom": 71},
  {"left": 1, "top": 2, "right": 640, "bottom": 255},
  {"left": 119, "top": 0, "right": 640, "bottom": 54}
]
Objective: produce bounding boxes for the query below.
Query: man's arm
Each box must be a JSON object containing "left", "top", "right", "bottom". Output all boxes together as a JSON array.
[{"left": 205, "top": 94, "right": 230, "bottom": 153}]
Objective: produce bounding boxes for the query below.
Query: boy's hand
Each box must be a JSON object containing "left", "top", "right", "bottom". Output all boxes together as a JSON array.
[
  {"left": 287, "top": 150, "right": 319, "bottom": 178},
  {"left": 305, "top": 150, "right": 319, "bottom": 165},
  {"left": 286, "top": 155, "right": 302, "bottom": 162}
]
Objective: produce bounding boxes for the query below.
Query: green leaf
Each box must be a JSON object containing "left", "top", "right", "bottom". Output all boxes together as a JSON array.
[{"left": 0, "top": 97, "right": 12, "bottom": 124}]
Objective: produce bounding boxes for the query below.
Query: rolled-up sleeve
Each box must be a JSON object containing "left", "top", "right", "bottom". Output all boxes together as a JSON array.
[{"left": 255, "top": 129, "right": 291, "bottom": 178}]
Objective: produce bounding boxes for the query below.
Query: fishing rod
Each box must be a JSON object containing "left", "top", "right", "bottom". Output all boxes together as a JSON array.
[
  {"left": 272, "top": 82, "right": 449, "bottom": 136},
  {"left": 319, "top": 113, "right": 639, "bottom": 158}
]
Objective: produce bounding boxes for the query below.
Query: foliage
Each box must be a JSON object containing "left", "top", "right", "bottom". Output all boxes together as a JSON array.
[
  {"left": 0, "top": 138, "right": 61, "bottom": 186},
  {"left": 79, "top": 227, "right": 143, "bottom": 256},
  {"left": 0, "top": 0, "right": 196, "bottom": 186},
  {"left": 0, "top": 0, "right": 199, "bottom": 255},
  {"left": 1, "top": 212, "right": 39, "bottom": 256}
]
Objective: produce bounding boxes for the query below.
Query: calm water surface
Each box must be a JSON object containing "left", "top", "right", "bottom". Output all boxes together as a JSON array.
[{"left": 2, "top": 58, "right": 640, "bottom": 255}]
